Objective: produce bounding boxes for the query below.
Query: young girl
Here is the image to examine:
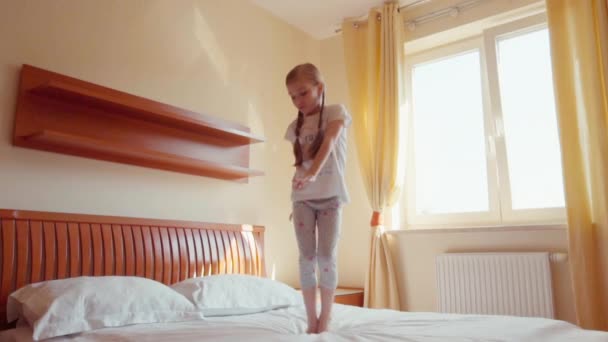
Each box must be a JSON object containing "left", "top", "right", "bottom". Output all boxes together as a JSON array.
[{"left": 284, "top": 63, "right": 351, "bottom": 334}]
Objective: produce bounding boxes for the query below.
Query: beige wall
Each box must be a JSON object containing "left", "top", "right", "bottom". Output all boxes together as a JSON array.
[{"left": 0, "top": 0, "right": 320, "bottom": 286}]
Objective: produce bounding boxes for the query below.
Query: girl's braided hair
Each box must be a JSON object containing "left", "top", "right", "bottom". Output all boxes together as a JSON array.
[{"left": 286, "top": 63, "right": 326, "bottom": 167}]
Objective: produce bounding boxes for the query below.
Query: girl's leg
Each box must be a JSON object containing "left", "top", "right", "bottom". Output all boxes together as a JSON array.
[
  {"left": 301, "top": 287, "right": 317, "bottom": 334},
  {"left": 318, "top": 287, "right": 335, "bottom": 333},
  {"left": 292, "top": 201, "right": 318, "bottom": 333},
  {"left": 315, "top": 198, "right": 342, "bottom": 333}
]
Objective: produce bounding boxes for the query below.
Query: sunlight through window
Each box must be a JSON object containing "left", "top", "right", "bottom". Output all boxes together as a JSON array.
[
  {"left": 412, "top": 51, "right": 489, "bottom": 214},
  {"left": 497, "top": 28, "right": 565, "bottom": 210}
]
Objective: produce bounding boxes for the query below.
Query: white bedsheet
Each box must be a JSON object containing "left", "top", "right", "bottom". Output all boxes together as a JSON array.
[{"left": 2, "top": 304, "right": 607, "bottom": 342}]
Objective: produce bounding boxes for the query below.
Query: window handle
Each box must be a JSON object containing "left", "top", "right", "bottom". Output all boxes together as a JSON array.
[
  {"left": 495, "top": 117, "right": 505, "bottom": 138},
  {"left": 488, "top": 136, "right": 496, "bottom": 157}
]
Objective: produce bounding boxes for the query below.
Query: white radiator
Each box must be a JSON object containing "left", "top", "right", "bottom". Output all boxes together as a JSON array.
[{"left": 435, "top": 252, "right": 562, "bottom": 319}]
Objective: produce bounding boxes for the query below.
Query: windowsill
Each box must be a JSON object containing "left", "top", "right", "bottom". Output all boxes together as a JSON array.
[{"left": 384, "top": 223, "right": 567, "bottom": 234}]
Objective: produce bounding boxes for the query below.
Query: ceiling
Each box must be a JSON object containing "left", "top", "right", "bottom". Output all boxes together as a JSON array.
[{"left": 250, "top": 0, "right": 421, "bottom": 40}]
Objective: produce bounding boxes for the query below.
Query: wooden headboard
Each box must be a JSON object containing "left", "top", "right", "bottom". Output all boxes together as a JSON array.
[{"left": 0, "top": 209, "right": 265, "bottom": 328}]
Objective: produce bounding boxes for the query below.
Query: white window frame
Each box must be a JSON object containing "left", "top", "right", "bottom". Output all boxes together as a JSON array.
[{"left": 401, "top": 13, "right": 566, "bottom": 229}]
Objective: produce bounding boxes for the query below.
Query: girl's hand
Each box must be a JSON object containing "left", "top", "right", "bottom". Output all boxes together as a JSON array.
[{"left": 293, "top": 173, "right": 317, "bottom": 190}]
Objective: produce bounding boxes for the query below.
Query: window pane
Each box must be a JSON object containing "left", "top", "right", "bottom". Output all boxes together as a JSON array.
[
  {"left": 412, "top": 50, "right": 489, "bottom": 214},
  {"left": 497, "top": 29, "right": 565, "bottom": 209}
]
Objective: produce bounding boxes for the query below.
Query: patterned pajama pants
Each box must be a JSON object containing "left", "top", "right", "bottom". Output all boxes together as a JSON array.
[{"left": 292, "top": 196, "right": 342, "bottom": 290}]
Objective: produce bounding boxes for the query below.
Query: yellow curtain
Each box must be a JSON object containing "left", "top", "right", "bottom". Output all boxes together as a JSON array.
[
  {"left": 546, "top": 0, "right": 608, "bottom": 331},
  {"left": 342, "top": 2, "right": 403, "bottom": 310}
]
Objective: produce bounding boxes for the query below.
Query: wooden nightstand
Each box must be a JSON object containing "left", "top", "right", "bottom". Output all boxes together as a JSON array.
[{"left": 334, "top": 287, "right": 364, "bottom": 307}]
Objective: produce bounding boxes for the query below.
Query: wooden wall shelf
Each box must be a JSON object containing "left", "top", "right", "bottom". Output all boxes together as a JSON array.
[
  {"left": 29, "top": 81, "right": 264, "bottom": 145},
  {"left": 13, "top": 64, "right": 265, "bottom": 181}
]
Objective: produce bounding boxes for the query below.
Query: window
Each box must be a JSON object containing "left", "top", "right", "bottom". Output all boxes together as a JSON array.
[
  {"left": 400, "top": 14, "right": 566, "bottom": 228},
  {"left": 411, "top": 50, "right": 489, "bottom": 215},
  {"left": 495, "top": 28, "right": 564, "bottom": 211}
]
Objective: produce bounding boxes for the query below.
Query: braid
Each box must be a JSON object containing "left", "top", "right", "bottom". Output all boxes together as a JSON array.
[
  {"left": 285, "top": 63, "right": 326, "bottom": 167},
  {"left": 318, "top": 92, "right": 325, "bottom": 130},
  {"left": 293, "top": 111, "right": 304, "bottom": 166},
  {"left": 308, "top": 92, "right": 326, "bottom": 158}
]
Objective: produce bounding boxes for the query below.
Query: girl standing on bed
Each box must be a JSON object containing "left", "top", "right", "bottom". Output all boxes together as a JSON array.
[{"left": 284, "top": 63, "right": 351, "bottom": 334}]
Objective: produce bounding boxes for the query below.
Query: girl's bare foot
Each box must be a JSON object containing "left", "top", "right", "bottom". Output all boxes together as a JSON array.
[
  {"left": 306, "top": 317, "right": 319, "bottom": 334},
  {"left": 317, "top": 313, "right": 331, "bottom": 333}
]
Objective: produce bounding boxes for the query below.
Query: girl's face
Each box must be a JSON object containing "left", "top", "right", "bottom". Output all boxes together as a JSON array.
[{"left": 287, "top": 79, "right": 323, "bottom": 116}]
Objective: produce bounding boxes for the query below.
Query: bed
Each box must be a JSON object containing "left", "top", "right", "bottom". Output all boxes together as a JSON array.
[{"left": 1, "top": 209, "right": 607, "bottom": 342}]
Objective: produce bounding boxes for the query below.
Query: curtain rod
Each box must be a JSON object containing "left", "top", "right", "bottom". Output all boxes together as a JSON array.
[
  {"left": 404, "top": 0, "right": 486, "bottom": 31},
  {"left": 334, "top": 0, "right": 487, "bottom": 34}
]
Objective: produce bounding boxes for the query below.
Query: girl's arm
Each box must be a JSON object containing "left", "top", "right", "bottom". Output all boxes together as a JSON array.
[{"left": 294, "top": 119, "right": 344, "bottom": 189}]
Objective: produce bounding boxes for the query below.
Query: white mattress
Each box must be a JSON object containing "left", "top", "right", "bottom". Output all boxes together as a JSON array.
[{"left": 1, "top": 304, "right": 607, "bottom": 342}]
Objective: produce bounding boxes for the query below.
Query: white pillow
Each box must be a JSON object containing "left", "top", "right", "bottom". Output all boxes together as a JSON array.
[
  {"left": 171, "top": 274, "right": 302, "bottom": 316},
  {"left": 7, "top": 276, "right": 205, "bottom": 340}
]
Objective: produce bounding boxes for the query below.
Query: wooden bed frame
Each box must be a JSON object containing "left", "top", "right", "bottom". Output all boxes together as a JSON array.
[{"left": 0, "top": 209, "right": 266, "bottom": 329}]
